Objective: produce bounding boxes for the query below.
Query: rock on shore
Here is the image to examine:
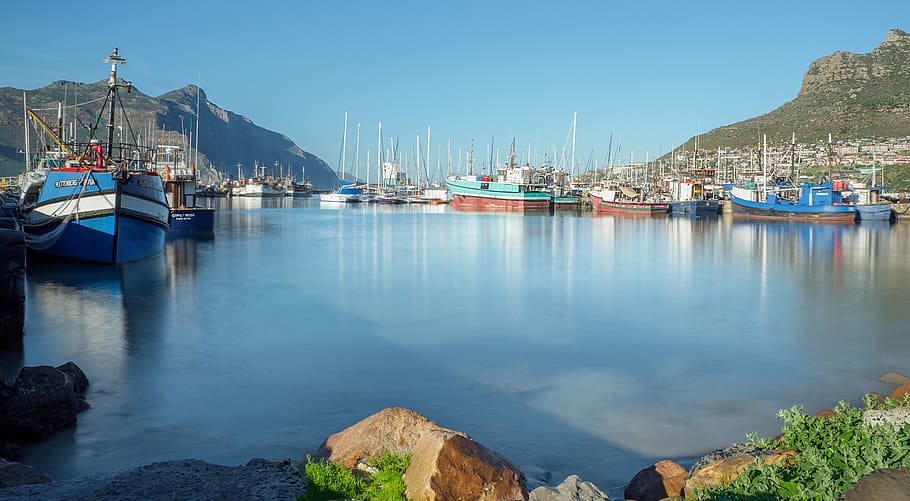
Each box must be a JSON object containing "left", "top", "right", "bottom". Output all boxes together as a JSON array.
[
  {"left": 0, "top": 458, "right": 305, "bottom": 500},
  {"left": 0, "top": 361, "right": 90, "bottom": 461}
]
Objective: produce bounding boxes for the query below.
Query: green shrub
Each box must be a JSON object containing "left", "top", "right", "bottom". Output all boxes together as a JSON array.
[
  {"left": 693, "top": 395, "right": 910, "bottom": 500},
  {"left": 298, "top": 453, "right": 411, "bottom": 501}
]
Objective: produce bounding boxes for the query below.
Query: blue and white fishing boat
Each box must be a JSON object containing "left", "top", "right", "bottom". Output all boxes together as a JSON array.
[
  {"left": 728, "top": 183, "right": 856, "bottom": 222},
  {"left": 727, "top": 135, "right": 855, "bottom": 222},
  {"left": 19, "top": 49, "right": 169, "bottom": 263}
]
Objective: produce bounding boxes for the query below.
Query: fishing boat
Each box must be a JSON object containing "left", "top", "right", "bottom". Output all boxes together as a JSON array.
[
  {"left": 445, "top": 141, "right": 550, "bottom": 212},
  {"left": 284, "top": 176, "right": 313, "bottom": 197},
  {"left": 588, "top": 185, "right": 669, "bottom": 214},
  {"left": 18, "top": 49, "right": 170, "bottom": 263},
  {"left": 667, "top": 179, "right": 720, "bottom": 216},
  {"left": 236, "top": 163, "right": 284, "bottom": 197},
  {"left": 150, "top": 145, "right": 214, "bottom": 235},
  {"left": 728, "top": 183, "right": 856, "bottom": 222}
]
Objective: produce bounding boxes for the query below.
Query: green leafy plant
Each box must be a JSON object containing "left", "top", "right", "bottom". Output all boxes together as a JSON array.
[
  {"left": 298, "top": 453, "right": 411, "bottom": 501},
  {"left": 693, "top": 396, "right": 910, "bottom": 500}
]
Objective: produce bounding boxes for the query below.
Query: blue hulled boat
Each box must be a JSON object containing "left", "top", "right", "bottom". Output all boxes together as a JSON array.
[
  {"left": 19, "top": 49, "right": 170, "bottom": 263},
  {"left": 728, "top": 183, "right": 856, "bottom": 222},
  {"left": 150, "top": 145, "right": 215, "bottom": 236}
]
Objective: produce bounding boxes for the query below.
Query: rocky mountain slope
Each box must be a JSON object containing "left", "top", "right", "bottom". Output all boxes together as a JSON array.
[
  {"left": 684, "top": 28, "right": 910, "bottom": 150},
  {"left": 0, "top": 81, "right": 337, "bottom": 189}
]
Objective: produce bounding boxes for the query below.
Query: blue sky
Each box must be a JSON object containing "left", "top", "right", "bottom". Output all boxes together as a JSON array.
[{"left": 2, "top": 1, "right": 906, "bottom": 178}]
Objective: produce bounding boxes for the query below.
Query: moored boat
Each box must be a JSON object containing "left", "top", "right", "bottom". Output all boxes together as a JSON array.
[
  {"left": 150, "top": 145, "right": 215, "bottom": 236},
  {"left": 445, "top": 142, "right": 550, "bottom": 212},
  {"left": 19, "top": 49, "right": 170, "bottom": 263},
  {"left": 666, "top": 179, "right": 720, "bottom": 216},
  {"left": 728, "top": 184, "right": 856, "bottom": 222},
  {"left": 588, "top": 186, "right": 669, "bottom": 214},
  {"left": 840, "top": 181, "right": 894, "bottom": 222}
]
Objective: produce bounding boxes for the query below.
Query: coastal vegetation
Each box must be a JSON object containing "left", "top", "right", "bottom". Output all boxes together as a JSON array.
[
  {"left": 694, "top": 394, "right": 910, "bottom": 500},
  {"left": 299, "top": 452, "right": 410, "bottom": 501}
]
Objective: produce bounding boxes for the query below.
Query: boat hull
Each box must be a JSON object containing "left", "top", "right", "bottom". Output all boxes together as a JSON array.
[
  {"left": 445, "top": 178, "right": 550, "bottom": 212},
  {"left": 729, "top": 192, "right": 856, "bottom": 222},
  {"left": 855, "top": 203, "right": 894, "bottom": 221},
  {"left": 668, "top": 200, "right": 721, "bottom": 216},
  {"left": 551, "top": 197, "right": 580, "bottom": 210},
  {"left": 589, "top": 192, "right": 669, "bottom": 214},
  {"left": 23, "top": 170, "right": 169, "bottom": 263},
  {"left": 169, "top": 207, "right": 215, "bottom": 236}
]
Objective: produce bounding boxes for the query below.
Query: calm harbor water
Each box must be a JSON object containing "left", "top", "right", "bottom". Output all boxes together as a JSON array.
[{"left": 6, "top": 197, "right": 910, "bottom": 495}]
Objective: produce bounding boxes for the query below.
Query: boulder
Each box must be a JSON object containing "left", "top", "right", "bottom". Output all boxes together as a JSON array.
[
  {"left": 56, "top": 362, "right": 89, "bottom": 396},
  {"left": 313, "top": 407, "right": 460, "bottom": 469},
  {"left": 841, "top": 468, "right": 910, "bottom": 501},
  {"left": 529, "top": 474, "right": 609, "bottom": 501},
  {"left": 889, "top": 382, "right": 910, "bottom": 402},
  {"left": 879, "top": 372, "right": 910, "bottom": 386},
  {"left": 0, "top": 458, "right": 52, "bottom": 488},
  {"left": 404, "top": 429, "right": 528, "bottom": 501},
  {"left": 684, "top": 450, "right": 794, "bottom": 498},
  {"left": 624, "top": 460, "right": 686, "bottom": 501},
  {"left": 0, "top": 364, "right": 90, "bottom": 442}
]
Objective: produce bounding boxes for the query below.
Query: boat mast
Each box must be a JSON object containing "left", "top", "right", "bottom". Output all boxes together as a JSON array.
[
  {"left": 195, "top": 86, "right": 201, "bottom": 171},
  {"left": 377, "top": 121, "right": 382, "bottom": 188},
  {"left": 104, "top": 48, "right": 126, "bottom": 161},
  {"left": 425, "top": 125, "right": 431, "bottom": 189},
  {"left": 339, "top": 112, "right": 348, "bottom": 184},
  {"left": 354, "top": 122, "right": 361, "bottom": 182},
  {"left": 22, "top": 92, "right": 29, "bottom": 173},
  {"left": 762, "top": 134, "right": 768, "bottom": 202},
  {"left": 570, "top": 112, "right": 577, "bottom": 178}
]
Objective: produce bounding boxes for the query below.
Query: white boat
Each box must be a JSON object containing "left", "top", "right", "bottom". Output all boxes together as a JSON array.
[{"left": 321, "top": 112, "right": 362, "bottom": 203}]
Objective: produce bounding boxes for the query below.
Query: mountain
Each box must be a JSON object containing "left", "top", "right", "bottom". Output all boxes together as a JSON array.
[
  {"left": 0, "top": 81, "right": 338, "bottom": 189},
  {"left": 680, "top": 28, "right": 910, "bottom": 150}
]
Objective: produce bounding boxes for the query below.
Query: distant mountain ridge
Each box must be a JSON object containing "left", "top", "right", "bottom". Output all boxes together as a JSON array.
[
  {"left": 0, "top": 80, "right": 337, "bottom": 189},
  {"left": 682, "top": 28, "right": 910, "bottom": 150}
]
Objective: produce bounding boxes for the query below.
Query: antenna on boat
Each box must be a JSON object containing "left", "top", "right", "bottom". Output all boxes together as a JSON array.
[{"left": 103, "top": 48, "right": 126, "bottom": 159}]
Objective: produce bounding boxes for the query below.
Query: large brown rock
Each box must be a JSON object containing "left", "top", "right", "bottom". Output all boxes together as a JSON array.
[
  {"left": 684, "top": 450, "right": 794, "bottom": 498},
  {"left": 889, "top": 382, "right": 910, "bottom": 402},
  {"left": 529, "top": 474, "right": 608, "bottom": 501},
  {"left": 313, "top": 407, "right": 460, "bottom": 469},
  {"left": 841, "top": 467, "right": 910, "bottom": 501},
  {"left": 625, "top": 459, "right": 687, "bottom": 501},
  {"left": 0, "top": 458, "right": 52, "bottom": 488},
  {"left": 405, "top": 429, "right": 528, "bottom": 501}
]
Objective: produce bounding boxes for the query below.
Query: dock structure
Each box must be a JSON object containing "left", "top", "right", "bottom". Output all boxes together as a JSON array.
[{"left": 0, "top": 206, "right": 25, "bottom": 344}]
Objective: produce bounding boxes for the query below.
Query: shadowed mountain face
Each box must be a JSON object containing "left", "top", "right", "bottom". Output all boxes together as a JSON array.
[
  {"left": 0, "top": 81, "right": 337, "bottom": 189},
  {"left": 682, "top": 29, "right": 910, "bottom": 150}
]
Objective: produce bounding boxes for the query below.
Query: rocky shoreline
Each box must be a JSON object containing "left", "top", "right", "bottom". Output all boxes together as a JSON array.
[{"left": 3, "top": 364, "right": 910, "bottom": 500}]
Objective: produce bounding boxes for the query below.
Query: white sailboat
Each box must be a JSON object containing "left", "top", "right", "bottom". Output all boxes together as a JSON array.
[{"left": 321, "top": 112, "right": 363, "bottom": 203}]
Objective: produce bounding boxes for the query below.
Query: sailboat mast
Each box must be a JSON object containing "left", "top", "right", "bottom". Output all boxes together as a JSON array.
[
  {"left": 570, "top": 111, "right": 577, "bottom": 177},
  {"left": 377, "top": 121, "right": 382, "bottom": 187},
  {"left": 354, "top": 122, "right": 361, "bottom": 182},
  {"left": 340, "top": 112, "right": 348, "bottom": 182},
  {"left": 425, "top": 125, "right": 431, "bottom": 189},
  {"left": 415, "top": 134, "right": 421, "bottom": 189},
  {"left": 195, "top": 86, "right": 201, "bottom": 171}
]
